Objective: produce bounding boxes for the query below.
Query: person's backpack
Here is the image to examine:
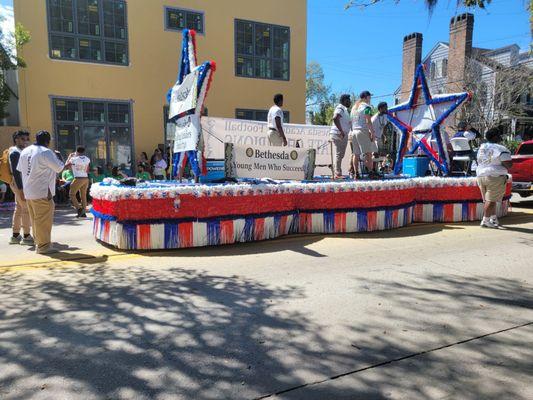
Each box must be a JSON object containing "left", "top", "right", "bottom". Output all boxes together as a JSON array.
[{"left": 0, "top": 148, "right": 13, "bottom": 184}]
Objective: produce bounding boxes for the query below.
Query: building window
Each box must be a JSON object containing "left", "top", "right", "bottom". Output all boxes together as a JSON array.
[
  {"left": 52, "top": 98, "right": 133, "bottom": 171},
  {"left": 235, "top": 19, "right": 290, "bottom": 81},
  {"left": 165, "top": 7, "right": 204, "bottom": 34},
  {"left": 236, "top": 108, "right": 289, "bottom": 123},
  {"left": 441, "top": 58, "right": 448, "bottom": 78},
  {"left": 47, "top": 0, "right": 128, "bottom": 65},
  {"left": 430, "top": 61, "right": 436, "bottom": 80}
]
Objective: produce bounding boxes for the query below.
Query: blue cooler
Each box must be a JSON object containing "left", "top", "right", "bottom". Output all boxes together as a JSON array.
[
  {"left": 402, "top": 155, "right": 430, "bottom": 177},
  {"left": 199, "top": 159, "right": 225, "bottom": 183}
]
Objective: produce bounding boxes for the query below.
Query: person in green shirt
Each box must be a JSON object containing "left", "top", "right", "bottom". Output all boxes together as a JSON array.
[
  {"left": 350, "top": 90, "right": 378, "bottom": 178},
  {"left": 111, "top": 166, "right": 127, "bottom": 180},
  {"left": 136, "top": 163, "right": 151, "bottom": 181},
  {"left": 104, "top": 162, "right": 114, "bottom": 178},
  {"left": 89, "top": 166, "right": 105, "bottom": 183},
  {"left": 61, "top": 169, "right": 74, "bottom": 187},
  {"left": 57, "top": 168, "right": 74, "bottom": 204}
]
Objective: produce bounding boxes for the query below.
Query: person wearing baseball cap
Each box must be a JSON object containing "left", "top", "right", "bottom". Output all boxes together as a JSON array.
[
  {"left": 16, "top": 130, "right": 65, "bottom": 254},
  {"left": 350, "top": 91, "right": 378, "bottom": 178}
]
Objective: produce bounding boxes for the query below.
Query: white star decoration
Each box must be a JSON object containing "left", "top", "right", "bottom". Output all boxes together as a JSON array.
[{"left": 387, "top": 64, "right": 470, "bottom": 175}]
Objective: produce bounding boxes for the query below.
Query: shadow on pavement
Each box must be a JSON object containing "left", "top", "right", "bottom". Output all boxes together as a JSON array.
[
  {"left": 275, "top": 273, "right": 533, "bottom": 400},
  {"left": 0, "top": 208, "right": 88, "bottom": 231},
  {"left": 0, "top": 266, "right": 531, "bottom": 399},
  {"left": 511, "top": 198, "right": 533, "bottom": 209}
]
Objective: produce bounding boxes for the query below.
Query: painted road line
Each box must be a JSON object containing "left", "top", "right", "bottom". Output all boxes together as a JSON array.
[{"left": 0, "top": 253, "right": 139, "bottom": 272}]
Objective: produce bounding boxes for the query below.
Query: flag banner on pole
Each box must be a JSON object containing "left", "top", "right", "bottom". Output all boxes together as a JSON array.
[{"left": 168, "top": 68, "right": 199, "bottom": 120}]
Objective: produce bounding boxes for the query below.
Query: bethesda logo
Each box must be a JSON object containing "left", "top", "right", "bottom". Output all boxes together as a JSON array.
[{"left": 245, "top": 148, "right": 299, "bottom": 160}]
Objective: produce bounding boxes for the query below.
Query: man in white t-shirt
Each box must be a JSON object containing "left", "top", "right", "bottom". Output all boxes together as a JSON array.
[
  {"left": 371, "top": 102, "right": 390, "bottom": 155},
  {"left": 65, "top": 146, "right": 91, "bottom": 218},
  {"left": 329, "top": 94, "right": 352, "bottom": 178},
  {"left": 267, "top": 93, "right": 288, "bottom": 147},
  {"left": 17, "top": 131, "right": 64, "bottom": 254},
  {"left": 476, "top": 127, "right": 513, "bottom": 228}
]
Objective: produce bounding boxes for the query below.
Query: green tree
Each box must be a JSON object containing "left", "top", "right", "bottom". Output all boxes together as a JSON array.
[
  {"left": 309, "top": 93, "right": 339, "bottom": 126},
  {"left": 0, "top": 18, "right": 31, "bottom": 120},
  {"left": 306, "top": 61, "right": 331, "bottom": 108},
  {"left": 310, "top": 103, "right": 334, "bottom": 126}
]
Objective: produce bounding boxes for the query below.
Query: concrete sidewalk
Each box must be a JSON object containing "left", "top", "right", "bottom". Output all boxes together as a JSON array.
[{"left": 0, "top": 206, "right": 121, "bottom": 267}]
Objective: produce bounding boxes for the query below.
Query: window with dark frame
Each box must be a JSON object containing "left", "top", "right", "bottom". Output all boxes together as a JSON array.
[
  {"left": 430, "top": 61, "right": 436, "bottom": 79},
  {"left": 441, "top": 58, "right": 448, "bottom": 78},
  {"left": 52, "top": 98, "right": 133, "bottom": 170},
  {"left": 235, "top": 19, "right": 290, "bottom": 81},
  {"left": 165, "top": 7, "right": 204, "bottom": 33},
  {"left": 47, "top": 0, "right": 128, "bottom": 65},
  {"left": 235, "top": 108, "right": 289, "bottom": 123}
]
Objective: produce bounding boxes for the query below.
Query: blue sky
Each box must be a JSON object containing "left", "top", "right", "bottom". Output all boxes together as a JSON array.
[
  {"left": 1, "top": 0, "right": 530, "bottom": 105},
  {"left": 308, "top": 0, "right": 531, "bottom": 104}
]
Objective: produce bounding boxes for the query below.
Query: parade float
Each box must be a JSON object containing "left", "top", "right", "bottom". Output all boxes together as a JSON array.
[{"left": 90, "top": 29, "right": 511, "bottom": 250}]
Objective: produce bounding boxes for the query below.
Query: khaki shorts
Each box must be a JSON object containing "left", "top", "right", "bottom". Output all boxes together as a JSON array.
[
  {"left": 477, "top": 175, "right": 507, "bottom": 202},
  {"left": 268, "top": 129, "right": 283, "bottom": 146},
  {"left": 351, "top": 129, "right": 378, "bottom": 154}
]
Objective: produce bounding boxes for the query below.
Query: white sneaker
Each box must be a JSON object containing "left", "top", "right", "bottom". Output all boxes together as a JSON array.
[
  {"left": 9, "top": 235, "right": 22, "bottom": 245},
  {"left": 480, "top": 219, "right": 499, "bottom": 229},
  {"left": 20, "top": 235, "right": 35, "bottom": 246},
  {"left": 490, "top": 217, "right": 500, "bottom": 227}
]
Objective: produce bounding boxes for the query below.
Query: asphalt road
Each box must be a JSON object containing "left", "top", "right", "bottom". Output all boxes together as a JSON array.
[{"left": 0, "top": 196, "right": 532, "bottom": 399}]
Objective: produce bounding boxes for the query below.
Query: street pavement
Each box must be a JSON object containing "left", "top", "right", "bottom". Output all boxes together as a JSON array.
[{"left": 0, "top": 196, "right": 532, "bottom": 400}]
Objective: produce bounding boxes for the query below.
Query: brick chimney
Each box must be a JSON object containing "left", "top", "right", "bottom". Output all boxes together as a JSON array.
[
  {"left": 447, "top": 13, "right": 474, "bottom": 92},
  {"left": 401, "top": 33, "right": 423, "bottom": 102}
]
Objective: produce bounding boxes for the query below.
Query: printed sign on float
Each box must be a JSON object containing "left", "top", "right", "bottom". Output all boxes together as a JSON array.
[
  {"left": 201, "top": 117, "right": 349, "bottom": 176},
  {"left": 168, "top": 69, "right": 199, "bottom": 120},
  {"left": 228, "top": 144, "right": 310, "bottom": 180},
  {"left": 172, "top": 114, "right": 201, "bottom": 153}
]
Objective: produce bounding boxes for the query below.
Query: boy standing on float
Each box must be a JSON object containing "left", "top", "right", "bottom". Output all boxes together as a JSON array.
[
  {"left": 330, "top": 94, "right": 352, "bottom": 178},
  {"left": 268, "top": 94, "right": 288, "bottom": 147}
]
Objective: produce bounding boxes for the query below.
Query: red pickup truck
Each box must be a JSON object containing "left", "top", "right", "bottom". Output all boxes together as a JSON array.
[{"left": 510, "top": 140, "right": 533, "bottom": 197}]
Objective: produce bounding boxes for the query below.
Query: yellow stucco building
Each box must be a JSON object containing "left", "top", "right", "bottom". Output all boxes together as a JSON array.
[{"left": 11, "top": 0, "right": 307, "bottom": 171}]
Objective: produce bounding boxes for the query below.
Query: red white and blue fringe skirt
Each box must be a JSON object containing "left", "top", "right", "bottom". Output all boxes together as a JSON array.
[{"left": 90, "top": 178, "right": 511, "bottom": 250}]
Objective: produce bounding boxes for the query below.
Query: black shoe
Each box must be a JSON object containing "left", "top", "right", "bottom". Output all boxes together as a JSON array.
[
  {"left": 80, "top": 212, "right": 87, "bottom": 218},
  {"left": 76, "top": 208, "right": 82, "bottom": 218}
]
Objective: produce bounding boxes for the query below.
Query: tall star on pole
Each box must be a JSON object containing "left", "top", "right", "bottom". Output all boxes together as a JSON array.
[
  {"left": 166, "top": 29, "right": 216, "bottom": 178},
  {"left": 387, "top": 64, "right": 470, "bottom": 175}
]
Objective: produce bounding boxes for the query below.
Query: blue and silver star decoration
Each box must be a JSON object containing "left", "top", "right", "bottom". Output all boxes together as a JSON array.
[{"left": 387, "top": 64, "right": 470, "bottom": 175}]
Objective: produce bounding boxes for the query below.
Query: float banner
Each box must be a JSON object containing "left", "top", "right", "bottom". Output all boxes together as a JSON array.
[
  {"left": 172, "top": 114, "right": 201, "bottom": 153},
  {"left": 226, "top": 143, "right": 314, "bottom": 180},
  {"left": 168, "top": 69, "right": 199, "bottom": 120},
  {"left": 202, "top": 117, "right": 349, "bottom": 176}
]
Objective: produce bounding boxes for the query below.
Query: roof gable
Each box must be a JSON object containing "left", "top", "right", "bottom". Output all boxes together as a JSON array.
[{"left": 421, "top": 42, "right": 449, "bottom": 64}]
